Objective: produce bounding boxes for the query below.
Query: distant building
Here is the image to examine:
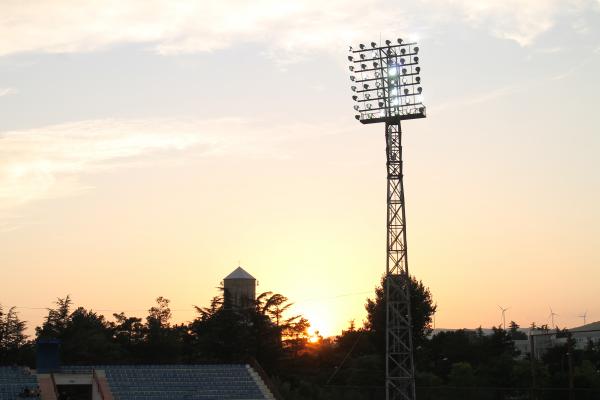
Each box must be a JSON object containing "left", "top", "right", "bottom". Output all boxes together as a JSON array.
[
  {"left": 223, "top": 266, "right": 257, "bottom": 309},
  {"left": 570, "top": 321, "right": 600, "bottom": 349},
  {"left": 514, "top": 321, "right": 600, "bottom": 359}
]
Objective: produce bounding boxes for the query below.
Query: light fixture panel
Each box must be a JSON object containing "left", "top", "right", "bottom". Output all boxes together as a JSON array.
[{"left": 348, "top": 39, "right": 426, "bottom": 124}]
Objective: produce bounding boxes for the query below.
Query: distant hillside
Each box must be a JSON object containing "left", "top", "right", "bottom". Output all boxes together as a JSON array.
[
  {"left": 432, "top": 321, "right": 600, "bottom": 337},
  {"left": 432, "top": 328, "right": 495, "bottom": 336}
]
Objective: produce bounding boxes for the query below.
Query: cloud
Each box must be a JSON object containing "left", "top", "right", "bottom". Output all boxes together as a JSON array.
[
  {"left": 0, "top": 0, "right": 368, "bottom": 57},
  {"left": 0, "top": 87, "right": 17, "bottom": 97},
  {"left": 0, "top": 117, "right": 254, "bottom": 214},
  {"left": 433, "top": 84, "right": 520, "bottom": 113},
  {"left": 0, "top": 117, "right": 348, "bottom": 225},
  {"left": 0, "top": 0, "right": 591, "bottom": 58},
  {"left": 424, "top": 0, "right": 586, "bottom": 46}
]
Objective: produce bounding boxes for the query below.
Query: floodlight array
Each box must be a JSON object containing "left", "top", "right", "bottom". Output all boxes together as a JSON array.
[{"left": 348, "top": 38, "right": 425, "bottom": 124}]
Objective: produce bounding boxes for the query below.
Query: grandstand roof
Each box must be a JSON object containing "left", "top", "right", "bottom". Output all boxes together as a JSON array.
[{"left": 225, "top": 266, "right": 256, "bottom": 280}]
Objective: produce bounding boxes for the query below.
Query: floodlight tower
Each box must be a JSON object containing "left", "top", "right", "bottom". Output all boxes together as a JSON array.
[{"left": 347, "top": 39, "right": 426, "bottom": 400}]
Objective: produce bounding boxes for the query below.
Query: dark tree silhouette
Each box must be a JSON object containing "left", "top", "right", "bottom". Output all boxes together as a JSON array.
[
  {"left": 364, "top": 274, "right": 437, "bottom": 351},
  {"left": 3, "top": 285, "right": 600, "bottom": 400},
  {"left": 0, "top": 304, "right": 28, "bottom": 364},
  {"left": 35, "top": 297, "right": 123, "bottom": 364},
  {"left": 141, "top": 297, "right": 182, "bottom": 363},
  {"left": 508, "top": 321, "right": 527, "bottom": 340},
  {"left": 36, "top": 295, "right": 73, "bottom": 339},
  {"left": 188, "top": 291, "right": 309, "bottom": 370},
  {"left": 59, "top": 307, "right": 122, "bottom": 364}
]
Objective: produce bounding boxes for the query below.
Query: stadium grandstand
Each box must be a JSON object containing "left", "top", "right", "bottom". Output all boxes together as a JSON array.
[
  {"left": 1, "top": 268, "right": 280, "bottom": 400},
  {"left": 0, "top": 364, "right": 277, "bottom": 400},
  {"left": 0, "top": 366, "right": 39, "bottom": 399}
]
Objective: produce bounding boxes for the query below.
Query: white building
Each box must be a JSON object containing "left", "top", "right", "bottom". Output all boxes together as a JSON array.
[{"left": 514, "top": 321, "right": 600, "bottom": 359}]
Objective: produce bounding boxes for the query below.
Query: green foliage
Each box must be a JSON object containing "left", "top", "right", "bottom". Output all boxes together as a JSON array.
[
  {"left": 574, "top": 360, "right": 600, "bottom": 388},
  {"left": 448, "top": 362, "right": 476, "bottom": 386}
]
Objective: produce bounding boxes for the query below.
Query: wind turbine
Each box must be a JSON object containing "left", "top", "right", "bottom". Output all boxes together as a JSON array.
[
  {"left": 548, "top": 307, "right": 559, "bottom": 328},
  {"left": 578, "top": 311, "right": 587, "bottom": 326},
  {"left": 498, "top": 305, "right": 510, "bottom": 330}
]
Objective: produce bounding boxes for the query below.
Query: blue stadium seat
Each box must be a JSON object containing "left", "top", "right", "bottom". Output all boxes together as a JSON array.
[
  {"left": 0, "top": 367, "right": 39, "bottom": 400},
  {"left": 61, "top": 365, "right": 269, "bottom": 400}
]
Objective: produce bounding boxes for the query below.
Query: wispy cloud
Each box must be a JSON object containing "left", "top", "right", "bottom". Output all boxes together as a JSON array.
[
  {"left": 536, "top": 46, "right": 564, "bottom": 54},
  {"left": 0, "top": 117, "right": 348, "bottom": 228},
  {"left": 424, "top": 0, "right": 554, "bottom": 46},
  {"left": 0, "top": 0, "right": 594, "bottom": 58},
  {"left": 432, "top": 84, "right": 520, "bottom": 113},
  {"left": 550, "top": 47, "right": 599, "bottom": 80},
  {"left": 0, "top": 0, "right": 369, "bottom": 57},
  {"left": 0, "top": 212, "right": 39, "bottom": 233},
  {"left": 0, "top": 118, "right": 248, "bottom": 214},
  {"left": 0, "top": 87, "right": 17, "bottom": 97}
]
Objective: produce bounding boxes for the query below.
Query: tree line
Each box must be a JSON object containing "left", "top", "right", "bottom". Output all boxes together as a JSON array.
[
  {"left": 276, "top": 277, "right": 600, "bottom": 400},
  {"left": 2, "top": 276, "right": 600, "bottom": 400},
  {"left": 1, "top": 290, "right": 308, "bottom": 370}
]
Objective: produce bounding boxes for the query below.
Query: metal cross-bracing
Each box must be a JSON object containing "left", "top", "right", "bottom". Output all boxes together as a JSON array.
[{"left": 385, "top": 120, "right": 416, "bottom": 400}]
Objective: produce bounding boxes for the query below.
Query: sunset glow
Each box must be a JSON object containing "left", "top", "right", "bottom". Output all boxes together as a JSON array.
[{"left": 1, "top": 0, "right": 599, "bottom": 338}]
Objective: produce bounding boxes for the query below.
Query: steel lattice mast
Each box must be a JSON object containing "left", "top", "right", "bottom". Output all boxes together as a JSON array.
[
  {"left": 385, "top": 120, "right": 415, "bottom": 400},
  {"left": 347, "top": 39, "right": 426, "bottom": 400}
]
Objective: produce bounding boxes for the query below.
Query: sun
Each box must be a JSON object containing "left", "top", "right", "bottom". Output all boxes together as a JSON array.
[
  {"left": 302, "top": 306, "right": 333, "bottom": 338},
  {"left": 307, "top": 327, "right": 322, "bottom": 344}
]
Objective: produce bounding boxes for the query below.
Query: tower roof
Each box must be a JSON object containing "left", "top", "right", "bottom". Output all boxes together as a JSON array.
[{"left": 224, "top": 266, "right": 255, "bottom": 280}]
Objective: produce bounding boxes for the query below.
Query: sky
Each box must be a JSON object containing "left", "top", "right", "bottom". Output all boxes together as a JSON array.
[{"left": 1, "top": 0, "right": 599, "bottom": 337}]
